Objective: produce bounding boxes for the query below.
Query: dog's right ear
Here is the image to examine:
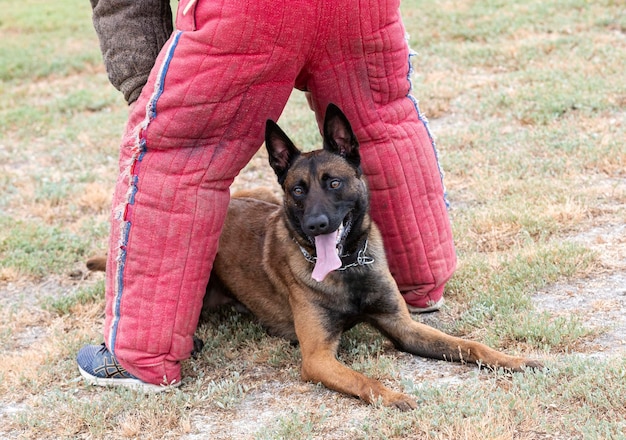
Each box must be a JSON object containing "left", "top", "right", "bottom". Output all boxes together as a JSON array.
[
  {"left": 323, "top": 104, "right": 360, "bottom": 171},
  {"left": 265, "top": 119, "right": 301, "bottom": 185}
]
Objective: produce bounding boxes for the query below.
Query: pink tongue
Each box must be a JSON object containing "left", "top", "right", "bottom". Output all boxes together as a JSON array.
[{"left": 311, "top": 231, "right": 342, "bottom": 282}]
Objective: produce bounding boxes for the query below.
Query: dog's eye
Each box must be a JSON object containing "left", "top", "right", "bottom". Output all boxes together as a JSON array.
[
  {"left": 292, "top": 186, "right": 304, "bottom": 196},
  {"left": 329, "top": 179, "right": 342, "bottom": 189}
]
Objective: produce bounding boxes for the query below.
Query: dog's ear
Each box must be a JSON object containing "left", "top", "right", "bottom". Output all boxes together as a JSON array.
[
  {"left": 323, "top": 104, "right": 360, "bottom": 170},
  {"left": 265, "top": 119, "right": 301, "bottom": 185}
]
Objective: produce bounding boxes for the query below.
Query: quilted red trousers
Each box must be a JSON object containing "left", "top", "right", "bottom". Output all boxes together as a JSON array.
[{"left": 104, "top": 0, "right": 456, "bottom": 385}]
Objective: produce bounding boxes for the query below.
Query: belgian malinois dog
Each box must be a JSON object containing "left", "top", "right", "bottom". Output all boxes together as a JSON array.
[{"left": 88, "top": 104, "right": 540, "bottom": 410}]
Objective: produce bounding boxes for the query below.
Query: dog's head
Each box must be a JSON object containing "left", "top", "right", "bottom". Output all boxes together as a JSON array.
[{"left": 265, "top": 104, "right": 370, "bottom": 281}]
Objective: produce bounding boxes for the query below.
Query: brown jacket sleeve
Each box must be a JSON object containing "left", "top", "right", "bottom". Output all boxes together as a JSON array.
[{"left": 90, "top": 0, "right": 174, "bottom": 104}]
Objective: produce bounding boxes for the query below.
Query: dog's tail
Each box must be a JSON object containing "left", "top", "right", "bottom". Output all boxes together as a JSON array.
[{"left": 86, "top": 255, "right": 107, "bottom": 272}]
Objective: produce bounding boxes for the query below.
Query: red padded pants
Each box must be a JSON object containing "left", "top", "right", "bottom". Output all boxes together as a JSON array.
[{"left": 104, "top": 0, "right": 456, "bottom": 385}]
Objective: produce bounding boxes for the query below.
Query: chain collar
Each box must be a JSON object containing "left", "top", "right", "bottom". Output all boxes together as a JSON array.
[{"left": 296, "top": 237, "right": 375, "bottom": 271}]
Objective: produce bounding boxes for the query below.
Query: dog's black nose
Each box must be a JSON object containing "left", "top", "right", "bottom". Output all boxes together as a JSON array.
[{"left": 304, "top": 214, "right": 330, "bottom": 235}]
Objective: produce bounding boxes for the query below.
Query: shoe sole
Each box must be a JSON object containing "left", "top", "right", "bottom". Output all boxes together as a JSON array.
[
  {"left": 406, "top": 297, "right": 445, "bottom": 314},
  {"left": 78, "top": 366, "right": 180, "bottom": 393}
]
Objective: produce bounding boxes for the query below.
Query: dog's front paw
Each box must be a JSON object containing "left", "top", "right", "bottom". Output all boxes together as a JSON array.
[
  {"left": 385, "top": 392, "right": 418, "bottom": 411},
  {"left": 501, "top": 357, "right": 545, "bottom": 373},
  {"left": 522, "top": 359, "right": 544, "bottom": 371}
]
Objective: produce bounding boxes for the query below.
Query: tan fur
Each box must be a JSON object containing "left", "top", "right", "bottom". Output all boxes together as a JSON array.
[{"left": 86, "top": 255, "right": 107, "bottom": 272}]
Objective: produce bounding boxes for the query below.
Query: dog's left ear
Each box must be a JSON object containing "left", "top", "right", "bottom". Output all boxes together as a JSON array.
[
  {"left": 265, "top": 119, "right": 301, "bottom": 186},
  {"left": 323, "top": 104, "right": 360, "bottom": 170}
]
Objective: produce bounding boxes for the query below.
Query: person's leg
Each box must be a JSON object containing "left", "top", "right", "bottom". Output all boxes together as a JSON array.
[
  {"left": 301, "top": 0, "right": 456, "bottom": 311},
  {"left": 78, "top": 0, "right": 315, "bottom": 387}
]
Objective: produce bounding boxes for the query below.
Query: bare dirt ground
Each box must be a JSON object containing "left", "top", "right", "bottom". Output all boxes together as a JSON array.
[{"left": 534, "top": 222, "right": 626, "bottom": 357}]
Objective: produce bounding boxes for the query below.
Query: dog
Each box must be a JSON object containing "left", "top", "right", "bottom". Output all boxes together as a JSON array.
[{"left": 88, "top": 104, "right": 541, "bottom": 410}]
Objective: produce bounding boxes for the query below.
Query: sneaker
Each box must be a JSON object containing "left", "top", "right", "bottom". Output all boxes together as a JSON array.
[
  {"left": 405, "top": 297, "right": 445, "bottom": 313},
  {"left": 402, "top": 286, "right": 445, "bottom": 313},
  {"left": 76, "top": 343, "right": 179, "bottom": 393}
]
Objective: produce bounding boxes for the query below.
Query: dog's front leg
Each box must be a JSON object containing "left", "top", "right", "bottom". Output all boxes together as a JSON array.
[
  {"left": 372, "top": 299, "right": 542, "bottom": 371},
  {"left": 290, "top": 299, "right": 417, "bottom": 410}
]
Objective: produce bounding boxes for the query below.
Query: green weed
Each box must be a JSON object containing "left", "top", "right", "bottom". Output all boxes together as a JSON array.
[
  {"left": 42, "top": 279, "right": 104, "bottom": 316},
  {"left": 255, "top": 407, "right": 330, "bottom": 440},
  {"left": 0, "top": 218, "right": 93, "bottom": 278},
  {"left": 14, "top": 388, "right": 196, "bottom": 438},
  {"left": 198, "top": 372, "right": 250, "bottom": 410},
  {"left": 448, "top": 242, "right": 597, "bottom": 349},
  {"left": 0, "top": 0, "right": 100, "bottom": 82}
]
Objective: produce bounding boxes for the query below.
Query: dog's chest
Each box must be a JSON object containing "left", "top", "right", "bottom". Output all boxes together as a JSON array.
[{"left": 321, "top": 269, "right": 396, "bottom": 316}]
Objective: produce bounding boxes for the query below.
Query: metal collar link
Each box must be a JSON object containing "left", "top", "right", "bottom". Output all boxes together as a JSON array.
[{"left": 295, "top": 238, "right": 375, "bottom": 271}]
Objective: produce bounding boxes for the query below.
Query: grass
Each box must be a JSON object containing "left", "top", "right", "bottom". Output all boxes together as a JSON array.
[
  {"left": 0, "top": 0, "right": 105, "bottom": 78},
  {"left": 366, "top": 356, "right": 626, "bottom": 439},
  {"left": 256, "top": 408, "right": 331, "bottom": 440},
  {"left": 42, "top": 280, "right": 105, "bottom": 316},
  {"left": 1, "top": 0, "right": 625, "bottom": 438}
]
